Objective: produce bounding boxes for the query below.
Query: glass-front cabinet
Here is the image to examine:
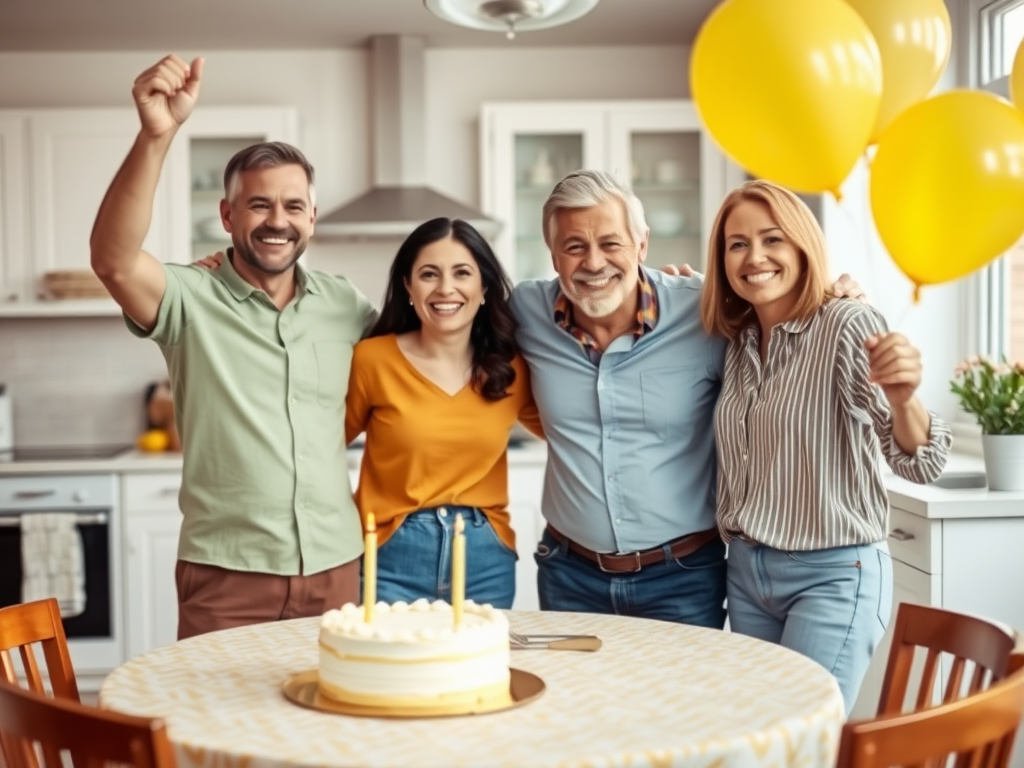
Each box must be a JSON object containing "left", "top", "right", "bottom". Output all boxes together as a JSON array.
[{"left": 480, "top": 100, "right": 743, "bottom": 283}]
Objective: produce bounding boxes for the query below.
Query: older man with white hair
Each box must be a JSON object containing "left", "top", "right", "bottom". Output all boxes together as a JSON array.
[{"left": 510, "top": 170, "right": 729, "bottom": 627}]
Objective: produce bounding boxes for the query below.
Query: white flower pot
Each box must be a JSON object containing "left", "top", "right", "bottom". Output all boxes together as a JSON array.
[{"left": 981, "top": 434, "right": 1024, "bottom": 491}]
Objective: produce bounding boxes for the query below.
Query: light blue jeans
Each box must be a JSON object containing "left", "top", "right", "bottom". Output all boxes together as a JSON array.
[
  {"left": 726, "top": 537, "right": 893, "bottom": 714},
  {"left": 365, "top": 506, "right": 517, "bottom": 609}
]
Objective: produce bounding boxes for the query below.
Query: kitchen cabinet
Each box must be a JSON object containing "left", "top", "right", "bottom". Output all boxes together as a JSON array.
[
  {"left": 0, "top": 115, "right": 28, "bottom": 305},
  {"left": 851, "top": 465, "right": 1024, "bottom": 768},
  {"left": 121, "top": 471, "right": 183, "bottom": 660},
  {"left": 0, "top": 106, "right": 296, "bottom": 318},
  {"left": 480, "top": 100, "right": 745, "bottom": 282}
]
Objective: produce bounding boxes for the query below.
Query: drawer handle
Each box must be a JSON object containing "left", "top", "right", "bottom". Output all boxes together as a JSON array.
[
  {"left": 159, "top": 487, "right": 179, "bottom": 496},
  {"left": 889, "top": 529, "right": 916, "bottom": 542},
  {"left": 13, "top": 490, "right": 57, "bottom": 499}
]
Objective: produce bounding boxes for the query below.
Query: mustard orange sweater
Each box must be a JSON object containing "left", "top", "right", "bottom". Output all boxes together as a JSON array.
[{"left": 345, "top": 334, "right": 543, "bottom": 550}]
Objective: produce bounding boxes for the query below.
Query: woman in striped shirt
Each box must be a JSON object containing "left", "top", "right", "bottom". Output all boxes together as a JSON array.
[{"left": 700, "top": 180, "right": 952, "bottom": 713}]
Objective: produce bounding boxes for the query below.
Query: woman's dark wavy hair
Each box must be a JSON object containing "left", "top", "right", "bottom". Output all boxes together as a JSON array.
[{"left": 370, "top": 217, "right": 518, "bottom": 401}]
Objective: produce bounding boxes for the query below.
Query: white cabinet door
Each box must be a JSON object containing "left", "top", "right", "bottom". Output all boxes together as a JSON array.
[
  {"left": 0, "top": 114, "right": 28, "bottom": 305},
  {"left": 0, "top": 106, "right": 296, "bottom": 318},
  {"left": 124, "top": 511, "right": 182, "bottom": 660},
  {"left": 29, "top": 110, "right": 176, "bottom": 290},
  {"left": 122, "top": 473, "right": 183, "bottom": 659},
  {"left": 508, "top": 460, "right": 545, "bottom": 611}
]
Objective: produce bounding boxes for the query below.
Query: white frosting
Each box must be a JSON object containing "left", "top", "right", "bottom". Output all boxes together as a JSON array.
[{"left": 318, "top": 599, "right": 510, "bottom": 706}]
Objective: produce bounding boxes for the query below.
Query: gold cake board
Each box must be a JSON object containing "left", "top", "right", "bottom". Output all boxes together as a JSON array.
[{"left": 282, "top": 668, "right": 544, "bottom": 718}]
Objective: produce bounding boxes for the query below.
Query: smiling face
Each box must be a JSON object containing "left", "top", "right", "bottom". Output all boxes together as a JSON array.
[
  {"left": 551, "top": 199, "right": 647, "bottom": 322},
  {"left": 723, "top": 199, "right": 805, "bottom": 330},
  {"left": 404, "top": 235, "right": 485, "bottom": 339},
  {"left": 220, "top": 164, "right": 315, "bottom": 277}
]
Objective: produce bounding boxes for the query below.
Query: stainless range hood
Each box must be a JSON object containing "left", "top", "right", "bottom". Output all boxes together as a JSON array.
[{"left": 317, "top": 35, "right": 501, "bottom": 239}]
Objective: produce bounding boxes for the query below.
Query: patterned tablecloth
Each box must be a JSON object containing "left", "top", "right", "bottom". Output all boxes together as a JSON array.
[{"left": 99, "top": 611, "right": 845, "bottom": 768}]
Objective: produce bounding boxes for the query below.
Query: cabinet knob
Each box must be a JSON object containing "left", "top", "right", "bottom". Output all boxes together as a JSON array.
[{"left": 888, "top": 528, "right": 915, "bottom": 542}]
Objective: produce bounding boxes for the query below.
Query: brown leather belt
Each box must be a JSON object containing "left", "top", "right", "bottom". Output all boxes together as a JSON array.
[{"left": 545, "top": 525, "right": 720, "bottom": 573}]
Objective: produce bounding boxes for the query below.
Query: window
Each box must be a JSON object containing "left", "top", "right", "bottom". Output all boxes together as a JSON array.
[{"left": 976, "top": 0, "right": 1024, "bottom": 363}]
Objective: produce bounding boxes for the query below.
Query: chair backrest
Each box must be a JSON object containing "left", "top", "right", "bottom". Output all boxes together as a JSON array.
[
  {"left": 0, "top": 680, "right": 176, "bottom": 768},
  {"left": 837, "top": 666, "right": 1024, "bottom": 768},
  {"left": 878, "top": 603, "right": 1017, "bottom": 715},
  {"left": 0, "top": 599, "right": 78, "bottom": 702}
]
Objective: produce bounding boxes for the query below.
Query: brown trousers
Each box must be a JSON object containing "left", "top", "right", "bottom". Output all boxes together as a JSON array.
[{"left": 175, "top": 558, "right": 360, "bottom": 640}]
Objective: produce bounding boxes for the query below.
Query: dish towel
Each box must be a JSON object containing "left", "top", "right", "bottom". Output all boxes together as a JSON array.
[{"left": 20, "top": 513, "right": 86, "bottom": 617}]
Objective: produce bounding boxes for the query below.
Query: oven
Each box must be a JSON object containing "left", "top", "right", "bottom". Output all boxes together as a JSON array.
[{"left": 0, "top": 474, "right": 123, "bottom": 675}]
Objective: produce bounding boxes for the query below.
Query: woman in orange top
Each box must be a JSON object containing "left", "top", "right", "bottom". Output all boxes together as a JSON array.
[{"left": 346, "top": 217, "right": 543, "bottom": 608}]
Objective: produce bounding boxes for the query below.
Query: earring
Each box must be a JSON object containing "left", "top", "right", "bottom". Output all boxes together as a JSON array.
[
  {"left": 481, "top": 298, "right": 486, "bottom": 305},
  {"left": 409, "top": 299, "right": 414, "bottom": 306}
]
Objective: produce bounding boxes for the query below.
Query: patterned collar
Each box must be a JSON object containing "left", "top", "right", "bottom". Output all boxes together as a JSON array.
[{"left": 553, "top": 267, "right": 658, "bottom": 354}]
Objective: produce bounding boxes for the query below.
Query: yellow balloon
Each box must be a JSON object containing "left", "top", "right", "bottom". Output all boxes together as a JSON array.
[
  {"left": 691, "top": 0, "right": 881, "bottom": 196},
  {"left": 1010, "top": 35, "right": 1024, "bottom": 109},
  {"left": 845, "top": 0, "right": 952, "bottom": 144},
  {"left": 870, "top": 90, "right": 1024, "bottom": 291}
]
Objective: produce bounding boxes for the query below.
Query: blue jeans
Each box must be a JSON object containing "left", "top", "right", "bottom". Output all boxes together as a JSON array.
[
  {"left": 534, "top": 528, "right": 727, "bottom": 628},
  {"left": 726, "top": 537, "right": 893, "bottom": 714},
  {"left": 367, "top": 506, "right": 517, "bottom": 609}
]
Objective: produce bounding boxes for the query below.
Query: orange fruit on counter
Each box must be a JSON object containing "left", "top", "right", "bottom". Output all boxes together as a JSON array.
[{"left": 137, "top": 429, "right": 170, "bottom": 452}]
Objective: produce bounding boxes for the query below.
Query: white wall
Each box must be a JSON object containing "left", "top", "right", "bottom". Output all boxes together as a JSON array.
[{"left": 0, "top": 45, "right": 691, "bottom": 445}]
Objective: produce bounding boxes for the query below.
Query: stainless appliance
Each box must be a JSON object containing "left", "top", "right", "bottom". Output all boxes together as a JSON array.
[
  {"left": 316, "top": 35, "right": 500, "bottom": 239},
  {"left": 0, "top": 473, "right": 123, "bottom": 676},
  {"left": 0, "top": 384, "right": 12, "bottom": 454}
]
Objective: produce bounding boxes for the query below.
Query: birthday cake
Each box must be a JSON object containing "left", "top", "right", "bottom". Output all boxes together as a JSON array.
[{"left": 317, "top": 598, "right": 511, "bottom": 710}]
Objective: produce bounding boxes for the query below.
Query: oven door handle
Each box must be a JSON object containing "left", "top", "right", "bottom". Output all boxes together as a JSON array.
[
  {"left": 12, "top": 490, "right": 57, "bottom": 500},
  {"left": 0, "top": 512, "right": 108, "bottom": 527}
]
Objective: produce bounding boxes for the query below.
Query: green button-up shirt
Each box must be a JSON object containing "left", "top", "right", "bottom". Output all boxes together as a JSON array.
[{"left": 127, "top": 254, "right": 378, "bottom": 575}]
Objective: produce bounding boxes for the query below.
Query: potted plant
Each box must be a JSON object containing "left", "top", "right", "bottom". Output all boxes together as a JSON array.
[{"left": 950, "top": 356, "right": 1024, "bottom": 491}]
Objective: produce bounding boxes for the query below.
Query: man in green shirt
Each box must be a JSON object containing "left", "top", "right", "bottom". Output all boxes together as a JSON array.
[{"left": 90, "top": 54, "right": 377, "bottom": 639}]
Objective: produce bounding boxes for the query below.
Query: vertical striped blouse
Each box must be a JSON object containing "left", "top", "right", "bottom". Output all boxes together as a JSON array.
[{"left": 715, "top": 298, "right": 952, "bottom": 551}]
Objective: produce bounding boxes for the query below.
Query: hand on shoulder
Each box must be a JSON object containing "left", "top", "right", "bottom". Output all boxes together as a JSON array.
[
  {"left": 831, "top": 273, "right": 867, "bottom": 302},
  {"left": 192, "top": 252, "right": 224, "bottom": 270},
  {"left": 658, "top": 263, "right": 700, "bottom": 278}
]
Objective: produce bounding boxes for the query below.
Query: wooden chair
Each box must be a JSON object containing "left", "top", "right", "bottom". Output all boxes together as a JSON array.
[
  {"left": 0, "top": 680, "right": 176, "bottom": 768},
  {"left": 837, "top": 666, "right": 1024, "bottom": 768},
  {"left": 878, "top": 602, "right": 1018, "bottom": 715},
  {"left": 0, "top": 599, "right": 78, "bottom": 702}
]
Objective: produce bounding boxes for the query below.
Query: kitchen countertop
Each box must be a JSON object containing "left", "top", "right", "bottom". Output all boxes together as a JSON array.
[
  {"left": 884, "top": 453, "right": 1024, "bottom": 519},
  {"left": 0, "top": 440, "right": 549, "bottom": 476}
]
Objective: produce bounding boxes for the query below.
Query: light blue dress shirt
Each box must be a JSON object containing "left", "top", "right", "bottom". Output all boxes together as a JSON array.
[{"left": 510, "top": 268, "right": 726, "bottom": 553}]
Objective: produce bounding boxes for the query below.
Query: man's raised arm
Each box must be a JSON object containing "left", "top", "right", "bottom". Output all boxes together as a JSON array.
[{"left": 90, "top": 55, "right": 203, "bottom": 331}]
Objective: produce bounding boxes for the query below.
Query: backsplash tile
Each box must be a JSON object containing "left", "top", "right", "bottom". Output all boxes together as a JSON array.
[{"left": 0, "top": 317, "right": 167, "bottom": 447}]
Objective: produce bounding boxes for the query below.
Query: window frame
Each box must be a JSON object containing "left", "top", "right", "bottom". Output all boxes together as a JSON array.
[{"left": 951, "top": 0, "right": 1024, "bottom": 452}]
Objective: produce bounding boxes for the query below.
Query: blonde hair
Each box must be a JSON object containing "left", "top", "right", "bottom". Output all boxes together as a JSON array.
[{"left": 700, "top": 180, "right": 831, "bottom": 340}]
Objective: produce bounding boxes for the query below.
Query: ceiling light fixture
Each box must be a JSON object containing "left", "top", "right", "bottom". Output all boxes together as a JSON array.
[{"left": 424, "top": 0, "right": 601, "bottom": 40}]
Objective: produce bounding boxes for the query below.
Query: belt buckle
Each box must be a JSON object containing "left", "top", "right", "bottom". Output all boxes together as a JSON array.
[{"left": 597, "top": 551, "right": 642, "bottom": 573}]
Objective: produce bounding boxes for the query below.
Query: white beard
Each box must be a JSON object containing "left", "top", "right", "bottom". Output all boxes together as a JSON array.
[{"left": 559, "top": 276, "right": 627, "bottom": 319}]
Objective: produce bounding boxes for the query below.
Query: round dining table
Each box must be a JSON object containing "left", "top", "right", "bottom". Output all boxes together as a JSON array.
[{"left": 100, "top": 610, "right": 846, "bottom": 768}]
